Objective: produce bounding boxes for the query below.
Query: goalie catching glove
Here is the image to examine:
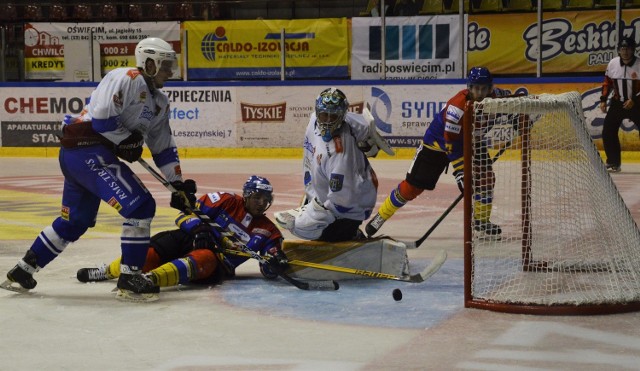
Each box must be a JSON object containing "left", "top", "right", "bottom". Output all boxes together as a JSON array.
[
  {"left": 274, "top": 197, "right": 335, "bottom": 240},
  {"left": 360, "top": 107, "right": 395, "bottom": 157},
  {"left": 170, "top": 179, "right": 197, "bottom": 212}
]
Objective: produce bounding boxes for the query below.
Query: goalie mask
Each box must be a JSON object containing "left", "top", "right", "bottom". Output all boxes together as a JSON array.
[
  {"left": 243, "top": 175, "right": 274, "bottom": 214},
  {"left": 135, "top": 37, "right": 178, "bottom": 78},
  {"left": 315, "top": 88, "right": 349, "bottom": 142},
  {"left": 467, "top": 67, "right": 493, "bottom": 101}
]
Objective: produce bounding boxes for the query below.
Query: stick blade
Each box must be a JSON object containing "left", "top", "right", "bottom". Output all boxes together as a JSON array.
[
  {"left": 409, "top": 250, "right": 447, "bottom": 283},
  {"left": 306, "top": 280, "right": 340, "bottom": 291}
]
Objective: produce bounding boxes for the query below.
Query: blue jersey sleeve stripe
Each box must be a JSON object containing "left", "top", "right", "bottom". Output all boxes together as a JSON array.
[
  {"left": 152, "top": 147, "right": 180, "bottom": 167},
  {"left": 92, "top": 116, "right": 119, "bottom": 134}
]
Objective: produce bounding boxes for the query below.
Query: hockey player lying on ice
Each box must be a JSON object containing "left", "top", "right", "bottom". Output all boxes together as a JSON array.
[
  {"left": 76, "top": 176, "right": 289, "bottom": 291},
  {"left": 275, "top": 87, "right": 394, "bottom": 242}
]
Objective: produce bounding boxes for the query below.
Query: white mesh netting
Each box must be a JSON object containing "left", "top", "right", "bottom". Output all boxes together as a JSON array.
[{"left": 469, "top": 91, "right": 640, "bottom": 309}]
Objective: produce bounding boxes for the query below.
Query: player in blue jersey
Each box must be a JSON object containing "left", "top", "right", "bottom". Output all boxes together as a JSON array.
[
  {"left": 1, "top": 38, "right": 196, "bottom": 302},
  {"left": 366, "top": 67, "right": 505, "bottom": 237}
]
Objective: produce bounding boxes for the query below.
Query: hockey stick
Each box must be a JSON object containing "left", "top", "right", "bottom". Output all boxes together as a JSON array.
[
  {"left": 404, "top": 128, "right": 518, "bottom": 249},
  {"left": 224, "top": 248, "right": 446, "bottom": 283},
  {"left": 404, "top": 96, "right": 531, "bottom": 248},
  {"left": 137, "top": 158, "right": 339, "bottom": 291},
  {"left": 362, "top": 103, "right": 395, "bottom": 156}
]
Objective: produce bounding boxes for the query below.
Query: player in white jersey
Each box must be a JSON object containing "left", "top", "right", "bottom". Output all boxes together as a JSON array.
[
  {"left": 275, "top": 88, "right": 393, "bottom": 241},
  {"left": 1, "top": 38, "right": 196, "bottom": 302}
]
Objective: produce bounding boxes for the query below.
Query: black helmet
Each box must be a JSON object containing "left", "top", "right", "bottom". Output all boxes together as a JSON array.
[{"left": 619, "top": 37, "right": 637, "bottom": 49}]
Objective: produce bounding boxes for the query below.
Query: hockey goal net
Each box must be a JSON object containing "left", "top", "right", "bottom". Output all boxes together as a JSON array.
[{"left": 462, "top": 91, "right": 640, "bottom": 315}]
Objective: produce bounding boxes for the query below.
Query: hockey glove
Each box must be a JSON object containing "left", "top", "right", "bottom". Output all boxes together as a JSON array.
[
  {"left": 221, "top": 236, "right": 243, "bottom": 251},
  {"left": 115, "top": 131, "right": 144, "bottom": 163},
  {"left": 453, "top": 170, "right": 464, "bottom": 193},
  {"left": 357, "top": 138, "right": 379, "bottom": 157},
  {"left": 170, "top": 179, "right": 197, "bottom": 211},
  {"left": 191, "top": 224, "right": 214, "bottom": 251},
  {"left": 267, "top": 246, "right": 289, "bottom": 272}
]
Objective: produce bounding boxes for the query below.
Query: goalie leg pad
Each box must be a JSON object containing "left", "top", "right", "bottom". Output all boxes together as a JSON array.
[
  {"left": 275, "top": 199, "right": 336, "bottom": 240},
  {"left": 274, "top": 207, "right": 302, "bottom": 231},
  {"left": 290, "top": 199, "right": 336, "bottom": 240}
]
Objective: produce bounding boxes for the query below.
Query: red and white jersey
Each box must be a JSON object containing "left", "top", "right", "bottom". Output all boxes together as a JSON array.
[
  {"left": 69, "top": 67, "right": 181, "bottom": 182},
  {"left": 602, "top": 56, "right": 640, "bottom": 103},
  {"left": 176, "top": 191, "right": 283, "bottom": 267},
  {"left": 302, "top": 112, "right": 378, "bottom": 221}
]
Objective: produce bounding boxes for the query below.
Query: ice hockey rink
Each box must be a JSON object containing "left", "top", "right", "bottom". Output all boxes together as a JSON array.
[{"left": 0, "top": 156, "right": 639, "bottom": 371}]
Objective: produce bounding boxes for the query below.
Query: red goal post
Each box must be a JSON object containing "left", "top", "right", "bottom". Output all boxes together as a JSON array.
[{"left": 462, "top": 92, "right": 640, "bottom": 315}]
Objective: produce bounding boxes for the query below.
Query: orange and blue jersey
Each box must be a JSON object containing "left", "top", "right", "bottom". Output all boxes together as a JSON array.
[
  {"left": 422, "top": 88, "right": 502, "bottom": 172},
  {"left": 422, "top": 89, "right": 471, "bottom": 172}
]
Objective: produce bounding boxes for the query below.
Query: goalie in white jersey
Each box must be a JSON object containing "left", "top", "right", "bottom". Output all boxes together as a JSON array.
[{"left": 275, "top": 88, "right": 394, "bottom": 241}]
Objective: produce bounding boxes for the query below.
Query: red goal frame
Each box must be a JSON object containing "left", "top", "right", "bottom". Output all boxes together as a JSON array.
[{"left": 462, "top": 100, "right": 640, "bottom": 315}]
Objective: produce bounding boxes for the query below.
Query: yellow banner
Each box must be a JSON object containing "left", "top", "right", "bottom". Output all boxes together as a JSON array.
[
  {"left": 468, "top": 9, "right": 636, "bottom": 74},
  {"left": 184, "top": 19, "right": 350, "bottom": 79},
  {"left": 25, "top": 57, "right": 65, "bottom": 74}
]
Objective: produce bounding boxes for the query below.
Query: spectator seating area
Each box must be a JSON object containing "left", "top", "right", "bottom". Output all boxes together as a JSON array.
[
  {"left": 1, "top": 1, "right": 637, "bottom": 24},
  {"left": 361, "top": 0, "right": 640, "bottom": 16},
  {"left": 0, "top": 2, "right": 214, "bottom": 22}
]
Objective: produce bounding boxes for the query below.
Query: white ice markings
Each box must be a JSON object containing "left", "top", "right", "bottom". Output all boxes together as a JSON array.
[{"left": 459, "top": 321, "right": 640, "bottom": 370}]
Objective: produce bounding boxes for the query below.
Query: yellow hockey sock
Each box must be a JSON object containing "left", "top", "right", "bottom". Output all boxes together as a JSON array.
[
  {"left": 474, "top": 200, "right": 492, "bottom": 222},
  {"left": 148, "top": 256, "right": 195, "bottom": 287},
  {"left": 149, "top": 263, "right": 180, "bottom": 287},
  {"left": 378, "top": 189, "right": 407, "bottom": 220},
  {"left": 108, "top": 257, "right": 121, "bottom": 279}
]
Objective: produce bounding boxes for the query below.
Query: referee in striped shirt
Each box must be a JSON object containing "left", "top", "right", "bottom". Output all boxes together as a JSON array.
[{"left": 600, "top": 36, "right": 640, "bottom": 173}]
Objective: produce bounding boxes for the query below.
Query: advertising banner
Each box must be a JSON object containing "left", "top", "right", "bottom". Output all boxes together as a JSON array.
[
  {"left": 184, "top": 19, "right": 349, "bottom": 80},
  {"left": 467, "top": 9, "right": 640, "bottom": 75},
  {"left": 351, "top": 15, "right": 463, "bottom": 80},
  {"left": 1, "top": 81, "right": 637, "bottom": 151},
  {"left": 24, "top": 22, "right": 181, "bottom": 81}
]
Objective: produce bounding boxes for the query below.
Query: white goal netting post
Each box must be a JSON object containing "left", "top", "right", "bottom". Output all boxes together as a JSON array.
[{"left": 463, "top": 91, "right": 640, "bottom": 315}]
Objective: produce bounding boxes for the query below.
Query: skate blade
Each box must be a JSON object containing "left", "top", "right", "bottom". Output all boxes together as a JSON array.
[
  {"left": 0, "top": 279, "right": 30, "bottom": 293},
  {"left": 115, "top": 289, "right": 159, "bottom": 303}
]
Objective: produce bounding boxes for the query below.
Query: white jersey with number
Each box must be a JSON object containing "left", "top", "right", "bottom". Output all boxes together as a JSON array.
[
  {"left": 302, "top": 112, "right": 378, "bottom": 221},
  {"left": 70, "top": 67, "right": 181, "bottom": 182}
]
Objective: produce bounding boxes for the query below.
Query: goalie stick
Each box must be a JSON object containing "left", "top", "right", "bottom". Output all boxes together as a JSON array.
[
  {"left": 362, "top": 103, "right": 395, "bottom": 156},
  {"left": 224, "top": 247, "right": 447, "bottom": 283},
  {"left": 137, "top": 158, "right": 339, "bottom": 291}
]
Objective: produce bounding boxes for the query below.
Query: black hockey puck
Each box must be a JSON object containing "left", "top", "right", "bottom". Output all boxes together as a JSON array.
[{"left": 392, "top": 288, "right": 402, "bottom": 301}]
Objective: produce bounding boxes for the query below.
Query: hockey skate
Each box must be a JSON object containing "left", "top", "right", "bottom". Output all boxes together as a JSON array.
[
  {"left": 115, "top": 273, "right": 159, "bottom": 303},
  {"left": 1, "top": 250, "right": 39, "bottom": 293},
  {"left": 77, "top": 264, "right": 112, "bottom": 283},
  {"left": 365, "top": 213, "right": 386, "bottom": 237},
  {"left": 474, "top": 220, "right": 502, "bottom": 237},
  {"left": 606, "top": 164, "right": 621, "bottom": 173}
]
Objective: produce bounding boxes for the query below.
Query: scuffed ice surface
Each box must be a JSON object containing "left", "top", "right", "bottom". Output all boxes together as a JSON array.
[{"left": 219, "top": 259, "right": 463, "bottom": 329}]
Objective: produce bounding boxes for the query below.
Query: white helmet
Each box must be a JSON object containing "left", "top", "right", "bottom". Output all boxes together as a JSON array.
[{"left": 135, "top": 37, "right": 177, "bottom": 76}]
